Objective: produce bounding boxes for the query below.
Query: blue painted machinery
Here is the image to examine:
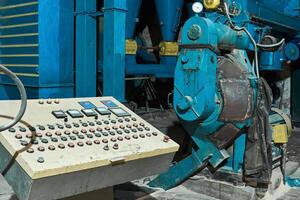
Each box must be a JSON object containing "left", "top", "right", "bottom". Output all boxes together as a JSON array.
[
  {"left": 0, "top": 0, "right": 74, "bottom": 99},
  {"left": 148, "top": 0, "right": 299, "bottom": 193}
]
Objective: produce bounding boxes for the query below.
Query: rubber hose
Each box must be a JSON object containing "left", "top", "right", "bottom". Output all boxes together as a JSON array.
[{"left": 0, "top": 64, "right": 27, "bottom": 132}]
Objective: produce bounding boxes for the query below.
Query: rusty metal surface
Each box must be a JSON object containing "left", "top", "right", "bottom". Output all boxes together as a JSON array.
[
  {"left": 217, "top": 55, "right": 254, "bottom": 122},
  {"left": 209, "top": 124, "right": 241, "bottom": 149}
]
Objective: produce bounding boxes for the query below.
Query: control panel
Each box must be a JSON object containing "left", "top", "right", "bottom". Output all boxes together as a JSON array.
[{"left": 0, "top": 97, "right": 178, "bottom": 200}]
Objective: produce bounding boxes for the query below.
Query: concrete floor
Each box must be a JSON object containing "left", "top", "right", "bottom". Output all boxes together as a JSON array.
[
  {"left": 1, "top": 109, "right": 299, "bottom": 200},
  {"left": 114, "top": 109, "right": 300, "bottom": 200}
]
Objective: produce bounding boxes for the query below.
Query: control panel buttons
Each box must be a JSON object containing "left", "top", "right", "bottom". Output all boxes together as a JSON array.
[
  {"left": 61, "top": 136, "right": 68, "bottom": 141},
  {"left": 38, "top": 126, "right": 46, "bottom": 131},
  {"left": 68, "top": 143, "right": 75, "bottom": 148},
  {"left": 94, "top": 133, "right": 101, "bottom": 137},
  {"left": 78, "top": 101, "right": 96, "bottom": 109},
  {"left": 101, "top": 100, "right": 118, "bottom": 108},
  {"left": 9, "top": 128, "right": 16, "bottom": 133},
  {"left": 48, "top": 125, "right": 55, "bottom": 130},
  {"left": 42, "top": 139, "right": 48, "bottom": 144},
  {"left": 67, "top": 109, "right": 84, "bottom": 118},
  {"left": 52, "top": 110, "right": 67, "bottom": 119},
  {"left": 94, "top": 140, "right": 100, "bottom": 144},
  {"left": 110, "top": 107, "right": 131, "bottom": 117},
  {"left": 19, "top": 127, "right": 26, "bottom": 132},
  {"left": 38, "top": 146, "right": 45, "bottom": 152},
  {"left": 95, "top": 107, "right": 111, "bottom": 115},
  {"left": 82, "top": 122, "right": 88, "bottom": 127},
  {"left": 82, "top": 109, "right": 97, "bottom": 117},
  {"left": 73, "top": 123, "right": 80, "bottom": 128},
  {"left": 15, "top": 134, "right": 22, "bottom": 139},
  {"left": 27, "top": 148, "right": 34, "bottom": 153}
]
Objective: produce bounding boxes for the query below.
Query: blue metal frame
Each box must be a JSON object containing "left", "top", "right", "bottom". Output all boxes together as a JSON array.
[
  {"left": 75, "top": 0, "right": 97, "bottom": 97},
  {"left": 102, "top": 0, "right": 127, "bottom": 102},
  {"left": 0, "top": 0, "right": 74, "bottom": 99}
]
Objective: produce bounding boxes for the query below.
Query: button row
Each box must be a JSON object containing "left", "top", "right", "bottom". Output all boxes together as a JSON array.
[{"left": 22, "top": 132, "right": 159, "bottom": 153}]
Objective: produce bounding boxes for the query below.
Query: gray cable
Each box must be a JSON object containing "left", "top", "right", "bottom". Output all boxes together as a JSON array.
[
  {"left": 223, "top": 3, "right": 286, "bottom": 78},
  {"left": 223, "top": 2, "right": 260, "bottom": 78},
  {"left": 257, "top": 38, "right": 285, "bottom": 48},
  {"left": 0, "top": 64, "right": 27, "bottom": 132}
]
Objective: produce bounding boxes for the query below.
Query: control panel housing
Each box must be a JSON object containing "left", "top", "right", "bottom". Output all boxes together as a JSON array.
[{"left": 0, "top": 97, "right": 178, "bottom": 200}]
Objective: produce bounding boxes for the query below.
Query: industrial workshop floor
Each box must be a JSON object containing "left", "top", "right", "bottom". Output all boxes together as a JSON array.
[
  {"left": 1, "top": 110, "right": 299, "bottom": 200},
  {"left": 114, "top": 109, "right": 300, "bottom": 200}
]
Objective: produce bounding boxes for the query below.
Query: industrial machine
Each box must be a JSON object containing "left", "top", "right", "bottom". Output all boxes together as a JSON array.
[
  {"left": 1, "top": 0, "right": 300, "bottom": 125},
  {"left": 0, "top": 97, "right": 179, "bottom": 200},
  {"left": 148, "top": 0, "right": 296, "bottom": 196},
  {"left": 0, "top": 0, "right": 300, "bottom": 198}
]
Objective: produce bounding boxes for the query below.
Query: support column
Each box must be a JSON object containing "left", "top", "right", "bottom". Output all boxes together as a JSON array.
[
  {"left": 75, "top": 0, "right": 97, "bottom": 97},
  {"left": 103, "top": 0, "right": 127, "bottom": 102}
]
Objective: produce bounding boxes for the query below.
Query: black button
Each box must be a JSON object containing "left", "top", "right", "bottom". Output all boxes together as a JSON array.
[
  {"left": 94, "top": 133, "right": 101, "bottom": 137},
  {"left": 82, "top": 123, "right": 88, "bottom": 127},
  {"left": 78, "top": 135, "right": 85, "bottom": 139},
  {"left": 38, "top": 126, "right": 45, "bottom": 131},
  {"left": 61, "top": 136, "right": 68, "bottom": 141},
  {"left": 89, "top": 122, "right": 95, "bottom": 126},
  {"left": 138, "top": 128, "right": 144, "bottom": 132},
  {"left": 131, "top": 129, "right": 137, "bottom": 133},
  {"left": 117, "top": 130, "right": 123, "bottom": 135},
  {"left": 104, "top": 120, "right": 109, "bottom": 125},
  {"left": 19, "top": 127, "right": 26, "bottom": 132},
  {"left": 102, "top": 132, "right": 109, "bottom": 136},
  {"left": 57, "top": 125, "right": 64, "bottom": 129},
  {"left": 125, "top": 118, "right": 130, "bottom": 122},
  {"left": 41, "top": 138, "right": 48, "bottom": 144},
  {"left": 145, "top": 127, "right": 150, "bottom": 131},
  {"left": 48, "top": 125, "right": 55, "bottom": 130},
  {"left": 65, "top": 124, "right": 72, "bottom": 129},
  {"left": 109, "top": 131, "right": 116, "bottom": 136},
  {"left": 86, "top": 134, "right": 93, "bottom": 138},
  {"left": 111, "top": 120, "right": 116, "bottom": 124},
  {"left": 131, "top": 117, "right": 137, "bottom": 121},
  {"left": 20, "top": 140, "right": 28, "bottom": 146},
  {"left": 73, "top": 123, "right": 80, "bottom": 128},
  {"left": 96, "top": 121, "right": 102, "bottom": 125},
  {"left": 51, "top": 138, "right": 58, "bottom": 142},
  {"left": 118, "top": 119, "right": 123, "bottom": 123},
  {"left": 31, "top": 139, "right": 39, "bottom": 145},
  {"left": 70, "top": 136, "right": 77, "bottom": 140},
  {"left": 9, "top": 128, "right": 16, "bottom": 133},
  {"left": 124, "top": 129, "right": 130, "bottom": 134},
  {"left": 29, "top": 126, "right": 36, "bottom": 131}
]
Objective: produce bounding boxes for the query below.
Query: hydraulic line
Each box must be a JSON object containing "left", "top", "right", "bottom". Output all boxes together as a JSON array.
[
  {"left": 223, "top": 3, "right": 285, "bottom": 78},
  {"left": 0, "top": 64, "right": 27, "bottom": 132}
]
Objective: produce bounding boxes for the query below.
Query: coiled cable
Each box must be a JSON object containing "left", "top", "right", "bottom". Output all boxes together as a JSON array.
[{"left": 0, "top": 64, "right": 27, "bottom": 132}]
